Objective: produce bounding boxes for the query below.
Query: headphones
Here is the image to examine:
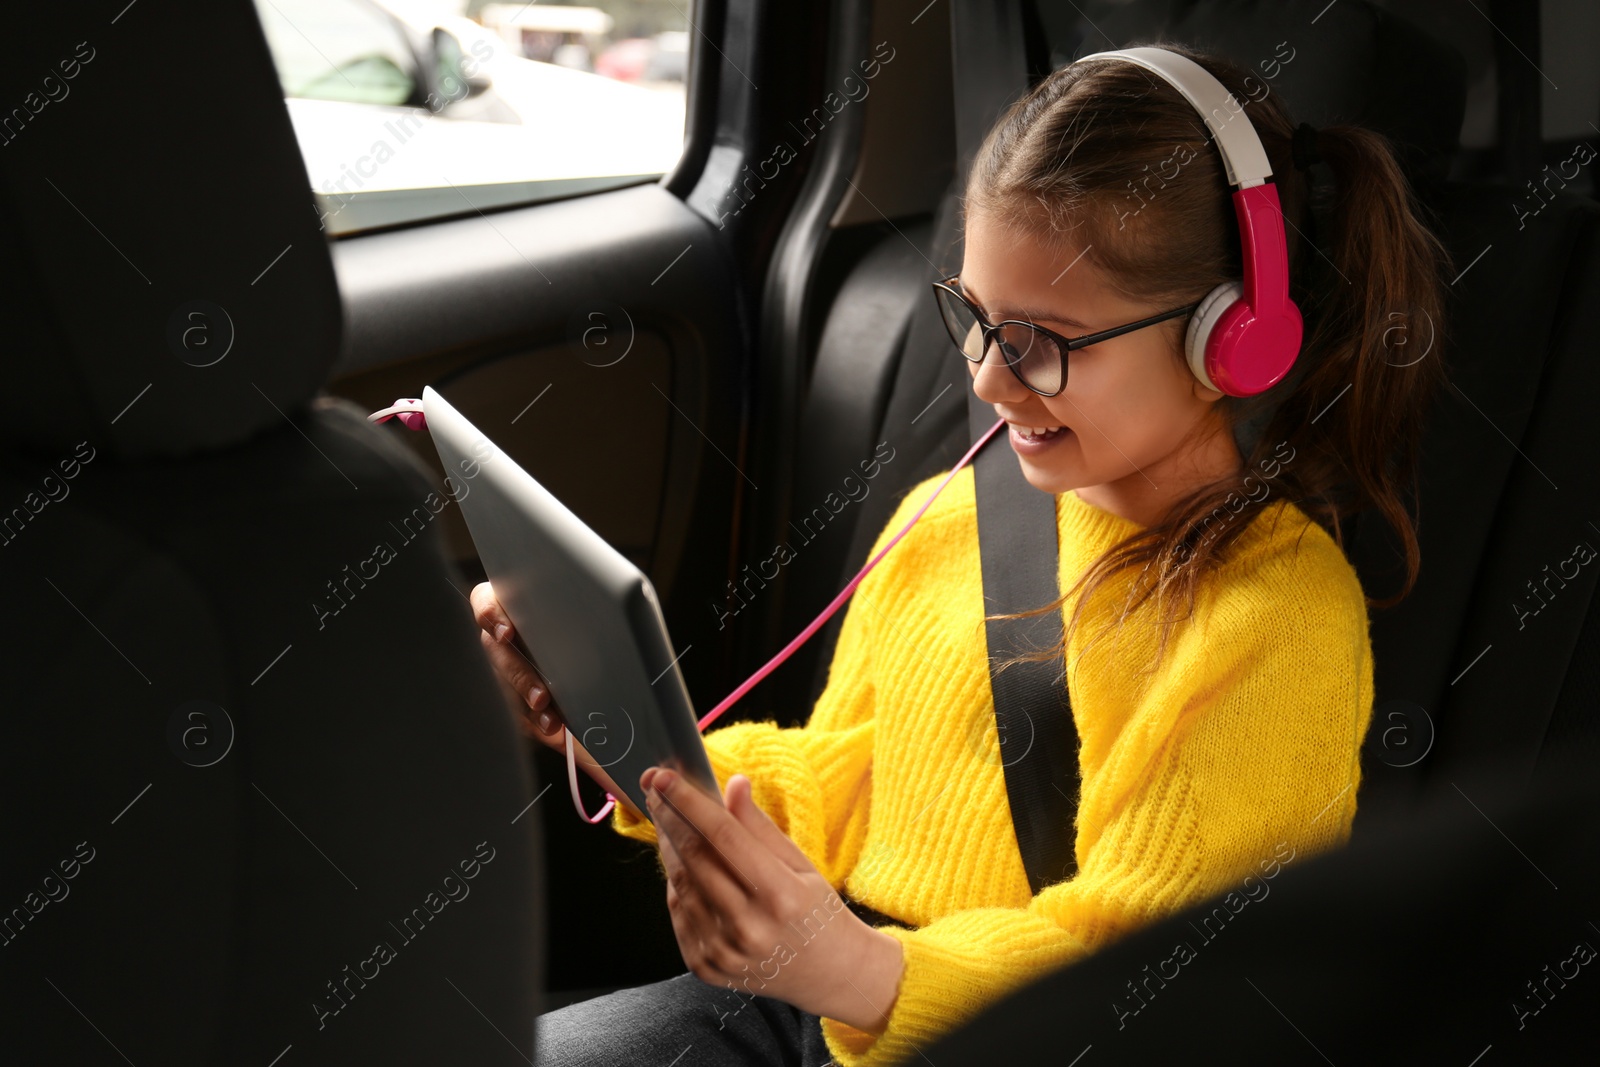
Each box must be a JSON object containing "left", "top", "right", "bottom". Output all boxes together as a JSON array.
[{"left": 1075, "top": 47, "right": 1304, "bottom": 398}]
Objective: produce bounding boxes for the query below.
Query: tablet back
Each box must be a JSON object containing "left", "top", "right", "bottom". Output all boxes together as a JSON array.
[{"left": 422, "top": 386, "right": 718, "bottom": 817}]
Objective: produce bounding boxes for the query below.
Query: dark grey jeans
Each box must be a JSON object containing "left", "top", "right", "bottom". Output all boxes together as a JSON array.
[{"left": 536, "top": 971, "right": 833, "bottom": 1066}]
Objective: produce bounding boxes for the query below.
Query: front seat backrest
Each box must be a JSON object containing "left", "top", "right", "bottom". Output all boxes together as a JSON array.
[{"left": 0, "top": 5, "right": 542, "bottom": 1064}]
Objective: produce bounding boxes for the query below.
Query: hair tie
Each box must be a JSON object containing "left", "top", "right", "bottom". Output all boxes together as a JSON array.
[{"left": 1291, "top": 122, "right": 1322, "bottom": 172}]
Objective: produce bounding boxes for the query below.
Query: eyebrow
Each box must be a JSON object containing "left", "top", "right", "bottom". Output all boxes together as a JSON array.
[{"left": 958, "top": 281, "right": 1090, "bottom": 331}]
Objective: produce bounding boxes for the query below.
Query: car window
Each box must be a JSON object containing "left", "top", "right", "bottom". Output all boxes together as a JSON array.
[{"left": 254, "top": 0, "right": 690, "bottom": 235}]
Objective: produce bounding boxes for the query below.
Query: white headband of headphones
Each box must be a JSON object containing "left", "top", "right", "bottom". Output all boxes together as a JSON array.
[{"left": 1075, "top": 47, "right": 1273, "bottom": 189}]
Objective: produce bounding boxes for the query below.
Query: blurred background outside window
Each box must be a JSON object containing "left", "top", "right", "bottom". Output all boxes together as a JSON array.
[{"left": 254, "top": 0, "right": 690, "bottom": 234}]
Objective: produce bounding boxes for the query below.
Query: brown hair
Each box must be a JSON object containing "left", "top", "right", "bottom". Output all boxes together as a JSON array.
[{"left": 965, "top": 43, "right": 1451, "bottom": 678}]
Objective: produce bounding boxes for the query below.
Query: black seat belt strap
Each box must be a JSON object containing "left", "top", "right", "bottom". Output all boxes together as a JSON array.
[
  {"left": 951, "top": 0, "right": 1079, "bottom": 895},
  {"left": 967, "top": 381, "right": 1082, "bottom": 894}
]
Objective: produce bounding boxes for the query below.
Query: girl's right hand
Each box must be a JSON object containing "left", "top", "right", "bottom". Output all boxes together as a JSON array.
[{"left": 470, "top": 581, "right": 641, "bottom": 816}]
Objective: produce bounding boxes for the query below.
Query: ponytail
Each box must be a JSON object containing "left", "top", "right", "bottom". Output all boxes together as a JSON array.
[{"left": 1280, "top": 123, "right": 1451, "bottom": 608}]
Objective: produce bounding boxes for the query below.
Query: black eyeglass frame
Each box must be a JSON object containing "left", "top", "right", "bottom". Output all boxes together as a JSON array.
[{"left": 932, "top": 276, "right": 1201, "bottom": 397}]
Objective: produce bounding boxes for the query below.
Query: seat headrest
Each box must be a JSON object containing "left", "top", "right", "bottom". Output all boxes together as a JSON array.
[
  {"left": 1081, "top": 0, "right": 1468, "bottom": 184},
  {"left": 0, "top": 3, "right": 341, "bottom": 461}
]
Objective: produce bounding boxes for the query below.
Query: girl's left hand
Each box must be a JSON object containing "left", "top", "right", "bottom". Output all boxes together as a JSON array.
[{"left": 643, "top": 766, "right": 905, "bottom": 1034}]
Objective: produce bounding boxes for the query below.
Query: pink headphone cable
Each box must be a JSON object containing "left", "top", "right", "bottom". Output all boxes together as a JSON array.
[{"left": 368, "top": 397, "right": 1009, "bottom": 824}]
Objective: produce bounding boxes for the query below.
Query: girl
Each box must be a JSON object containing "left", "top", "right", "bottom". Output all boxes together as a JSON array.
[{"left": 472, "top": 42, "right": 1447, "bottom": 1067}]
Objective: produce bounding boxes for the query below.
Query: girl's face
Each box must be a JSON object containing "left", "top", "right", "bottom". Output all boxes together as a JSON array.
[{"left": 960, "top": 210, "right": 1241, "bottom": 527}]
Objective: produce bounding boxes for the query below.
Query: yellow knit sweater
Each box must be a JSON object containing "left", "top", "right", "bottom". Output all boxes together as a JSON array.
[{"left": 614, "top": 465, "right": 1375, "bottom": 1067}]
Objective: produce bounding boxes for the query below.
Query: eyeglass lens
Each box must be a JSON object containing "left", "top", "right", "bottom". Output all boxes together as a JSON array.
[{"left": 935, "top": 287, "right": 1064, "bottom": 395}]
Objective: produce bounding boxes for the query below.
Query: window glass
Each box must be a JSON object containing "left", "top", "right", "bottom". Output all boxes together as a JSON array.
[
  {"left": 254, "top": 0, "right": 690, "bottom": 235},
  {"left": 259, "top": 0, "right": 420, "bottom": 106}
]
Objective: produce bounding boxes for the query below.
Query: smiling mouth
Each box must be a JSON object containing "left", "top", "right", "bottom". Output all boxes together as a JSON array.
[{"left": 1009, "top": 424, "right": 1069, "bottom": 442}]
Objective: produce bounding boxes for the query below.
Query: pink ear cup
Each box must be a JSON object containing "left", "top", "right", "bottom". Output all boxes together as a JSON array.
[
  {"left": 1185, "top": 184, "right": 1305, "bottom": 398},
  {"left": 1187, "top": 280, "right": 1305, "bottom": 397},
  {"left": 1203, "top": 292, "right": 1304, "bottom": 397}
]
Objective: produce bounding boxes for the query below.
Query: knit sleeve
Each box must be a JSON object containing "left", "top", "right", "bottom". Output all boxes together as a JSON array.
[
  {"left": 607, "top": 682, "right": 876, "bottom": 886},
  {"left": 608, "top": 487, "right": 916, "bottom": 884},
  {"left": 819, "top": 541, "right": 1376, "bottom": 1067}
]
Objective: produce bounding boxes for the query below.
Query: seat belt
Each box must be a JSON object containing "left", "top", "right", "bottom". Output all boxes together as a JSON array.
[
  {"left": 967, "top": 377, "right": 1082, "bottom": 893},
  {"left": 953, "top": 0, "right": 1081, "bottom": 894}
]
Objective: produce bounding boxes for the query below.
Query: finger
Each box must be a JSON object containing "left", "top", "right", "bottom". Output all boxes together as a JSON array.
[
  {"left": 469, "top": 584, "right": 567, "bottom": 743},
  {"left": 650, "top": 769, "right": 779, "bottom": 899},
  {"left": 651, "top": 785, "right": 756, "bottom": 919},
  {"left": 660, "top": 832, "right": 745, "bottom": 985},
  {"left": 659, "top": 833, "right": 724, "bottom": 956},
  {"left": 478, "top": 629, "right": 555, "bottom": 716},
  {"left": 658, "top": 820, "right": 684, "bottom": 881},
  {"left": 469, "top": 582, "right": 515, "bottom": 643},
  {"left": 725, "top": 775, "right": 813, "bottom": 873},
  {"left": 660, "top": 836, "right": 711, "bottom": 930},
  {"left": 518, "top": 710, "right": 565, "bottom": 746},
  {"left": 663, "top": 864, "right": 733, "bottom": 987},
  {"left": 660, "top": 849, "right": 698, "bottom": 957}
]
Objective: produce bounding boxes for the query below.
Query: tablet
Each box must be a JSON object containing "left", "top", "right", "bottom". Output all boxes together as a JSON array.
[{"left": 422, "top": 385, "right": 720, "bottom": 819}]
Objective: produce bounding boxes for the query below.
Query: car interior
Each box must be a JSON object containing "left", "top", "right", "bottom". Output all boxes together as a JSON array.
[{"left": 3, "top": 0, "right": 1596, "bottom": 1062}]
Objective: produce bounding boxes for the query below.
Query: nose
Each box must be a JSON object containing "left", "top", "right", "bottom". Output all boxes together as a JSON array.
[{"left": 968, "top": 336, "right": 1030, "bottom": 406}]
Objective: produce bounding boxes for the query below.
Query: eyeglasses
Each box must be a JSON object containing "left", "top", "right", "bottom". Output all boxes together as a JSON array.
[{"left": 931, "top": 277, "right": 1200, "bottom": 397}]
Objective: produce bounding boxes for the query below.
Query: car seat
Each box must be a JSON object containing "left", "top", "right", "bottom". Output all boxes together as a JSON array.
[{"left": 0, "top": 5, "right": 542, "bottom": 1064}]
